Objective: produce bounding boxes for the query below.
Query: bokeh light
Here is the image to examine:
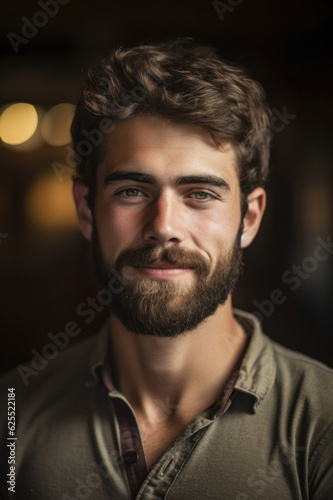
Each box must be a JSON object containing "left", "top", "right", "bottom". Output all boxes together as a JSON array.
[
  {"left": 0, "top": 103, "right": 38, "bottom": 145},
  {"left": 26, "top": 174, "right": 78, "bottom": 229},
  {"left": 41, "top": 103, "right": 75, "bottom": 146}
]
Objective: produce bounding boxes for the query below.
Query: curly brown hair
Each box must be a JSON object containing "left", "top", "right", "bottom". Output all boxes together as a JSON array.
[{"left": 71, "top": 38, "right": 272, "bottom": 211}]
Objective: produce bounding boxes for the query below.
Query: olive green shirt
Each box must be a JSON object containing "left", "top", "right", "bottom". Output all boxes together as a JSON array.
[{"left": 0, "top": 309, "right": 332, "bottom": 499}]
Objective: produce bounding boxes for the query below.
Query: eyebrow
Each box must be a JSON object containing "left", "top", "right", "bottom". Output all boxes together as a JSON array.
[
  {"left": 175, "top": 175, "right": 230, "bottom": 191},
  {"left": 103, "top": 170, "right": 231, "bottom": 191},
  {"left": 103, "top": 171, "right": 157, "bottom": 187}
]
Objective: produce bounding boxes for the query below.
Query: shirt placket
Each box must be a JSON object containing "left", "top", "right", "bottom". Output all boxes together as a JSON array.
[
  {"left": 110, "top": 394, "right": 148, "bottom": 499},
  {"left": 100, "top": 322, "right": 246, "bottom": 499},
  {"left": 135, "top": 410, "right": 228, "bottom": 499}
]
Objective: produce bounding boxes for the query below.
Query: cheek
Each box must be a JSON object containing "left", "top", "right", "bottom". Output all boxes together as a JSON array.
[
  {"left": 95, "top": 205, "right": 141, "bottom": 256},
  {"left": 189, "top": 204, "right": 241, "bottom": 254}
]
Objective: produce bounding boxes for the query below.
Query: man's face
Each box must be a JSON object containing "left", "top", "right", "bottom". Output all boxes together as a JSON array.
[{"left": 91, "top": 115, "right": 244, "bottom": 337}]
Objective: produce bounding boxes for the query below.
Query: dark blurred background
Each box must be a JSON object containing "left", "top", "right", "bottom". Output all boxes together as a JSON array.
[{"left": 0, "top": 0, "right": 332, "bottom": 374}]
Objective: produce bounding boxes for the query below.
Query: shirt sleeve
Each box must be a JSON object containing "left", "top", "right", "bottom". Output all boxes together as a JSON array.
[{"left": 309, "top": 422, "right": 333, "bottom": 499}]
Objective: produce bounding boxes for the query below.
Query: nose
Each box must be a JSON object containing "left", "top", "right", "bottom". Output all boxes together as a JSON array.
[{"left": 142, "top": 191, "right": 185, "bottom": 245}]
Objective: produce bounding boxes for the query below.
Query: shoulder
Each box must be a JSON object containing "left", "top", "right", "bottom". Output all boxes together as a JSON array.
[
  {"left": 234, "top": 309, "right": 333, "bottom": 417},
  {"left": 256, "top": 329, "right": 333, "bottom": 457},
  {"left": 0, "top": 332, "right": 103, "bottom": 419},
  {"left": 269, "top": 337, "right": 333, "bottom": 428},
  {"left": 234, "top": 310, "right": 333, "bottom": 497},
  {"left": 269, "top": 340, "right": 333, "bottom": 492},
  {"left": 235, "top": 308, "right": 333, "bottom": 389},
  {"left": 269, "top": 336, "right": 333, "bottom": 395}
]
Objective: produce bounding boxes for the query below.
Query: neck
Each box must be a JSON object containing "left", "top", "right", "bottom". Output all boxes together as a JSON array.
[{"left": 109, "top": 298, "right": 248, "bottom": 424}]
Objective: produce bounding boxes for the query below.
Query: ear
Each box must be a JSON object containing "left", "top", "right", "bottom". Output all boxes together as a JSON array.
[
  {"left": 240, "top": 187, "right": 266, "bottom": 248},
  {"left": 73, "top": 181, "right": 93, "bottom": 241}
]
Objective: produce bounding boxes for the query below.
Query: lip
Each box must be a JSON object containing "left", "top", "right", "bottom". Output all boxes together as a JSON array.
[
  {"left": 143, "top": 261, "right": 190, "bottom": 269},
  {"left": 130, "top": 262, "right": 193, "bottom": 279}
]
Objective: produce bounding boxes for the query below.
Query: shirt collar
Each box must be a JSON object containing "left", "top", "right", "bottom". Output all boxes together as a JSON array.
[
  {"left": 86, "top": 321, "right": 111, "bottom": 388},
  {"left": 87, "top": 309, "right": 276, "bottom": 412},
  {"left": 233, "top": 308, "right": 276, "bottom": 411}
]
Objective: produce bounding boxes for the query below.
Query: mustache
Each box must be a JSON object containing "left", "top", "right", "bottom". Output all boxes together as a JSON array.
[{"left": 114, "top": 245, "right": 211, "bottom": 277}]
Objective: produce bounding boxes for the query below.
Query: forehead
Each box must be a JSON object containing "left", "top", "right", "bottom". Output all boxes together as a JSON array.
[{"left": 99, "top": 115, "right": 239, "bottom": 185}]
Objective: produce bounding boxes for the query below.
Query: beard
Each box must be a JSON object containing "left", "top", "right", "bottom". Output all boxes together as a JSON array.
[{"left": 91, "top": 223, "right": 243, "bottom": 338}]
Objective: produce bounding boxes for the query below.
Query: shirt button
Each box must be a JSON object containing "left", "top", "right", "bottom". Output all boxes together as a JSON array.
[{"left": 124, "top": 451, "right": 139, "bottom": 464}]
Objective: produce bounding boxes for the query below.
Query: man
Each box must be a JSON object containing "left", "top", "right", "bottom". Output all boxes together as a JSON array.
[{"left": 1, "top": 39, "right": 332, "bottom": 499}]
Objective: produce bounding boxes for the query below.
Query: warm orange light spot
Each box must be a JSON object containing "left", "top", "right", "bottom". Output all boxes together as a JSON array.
[
  {"left": 0, "top": 103, "right": 38, "bottom": 145},
  {"left": 41, "top": 103, "right": 75, "bottom": 146},
  {"left": 26, "top": 174, "right": 77, "bottom": 228}
]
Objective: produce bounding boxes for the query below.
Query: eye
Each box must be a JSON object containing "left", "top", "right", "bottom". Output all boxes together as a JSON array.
[
  {"left": 117, "top": 189, "right": 145, "bottom": 197},
  {"left": 188, "top": 191, "right": 214, "bottom": 200}
]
